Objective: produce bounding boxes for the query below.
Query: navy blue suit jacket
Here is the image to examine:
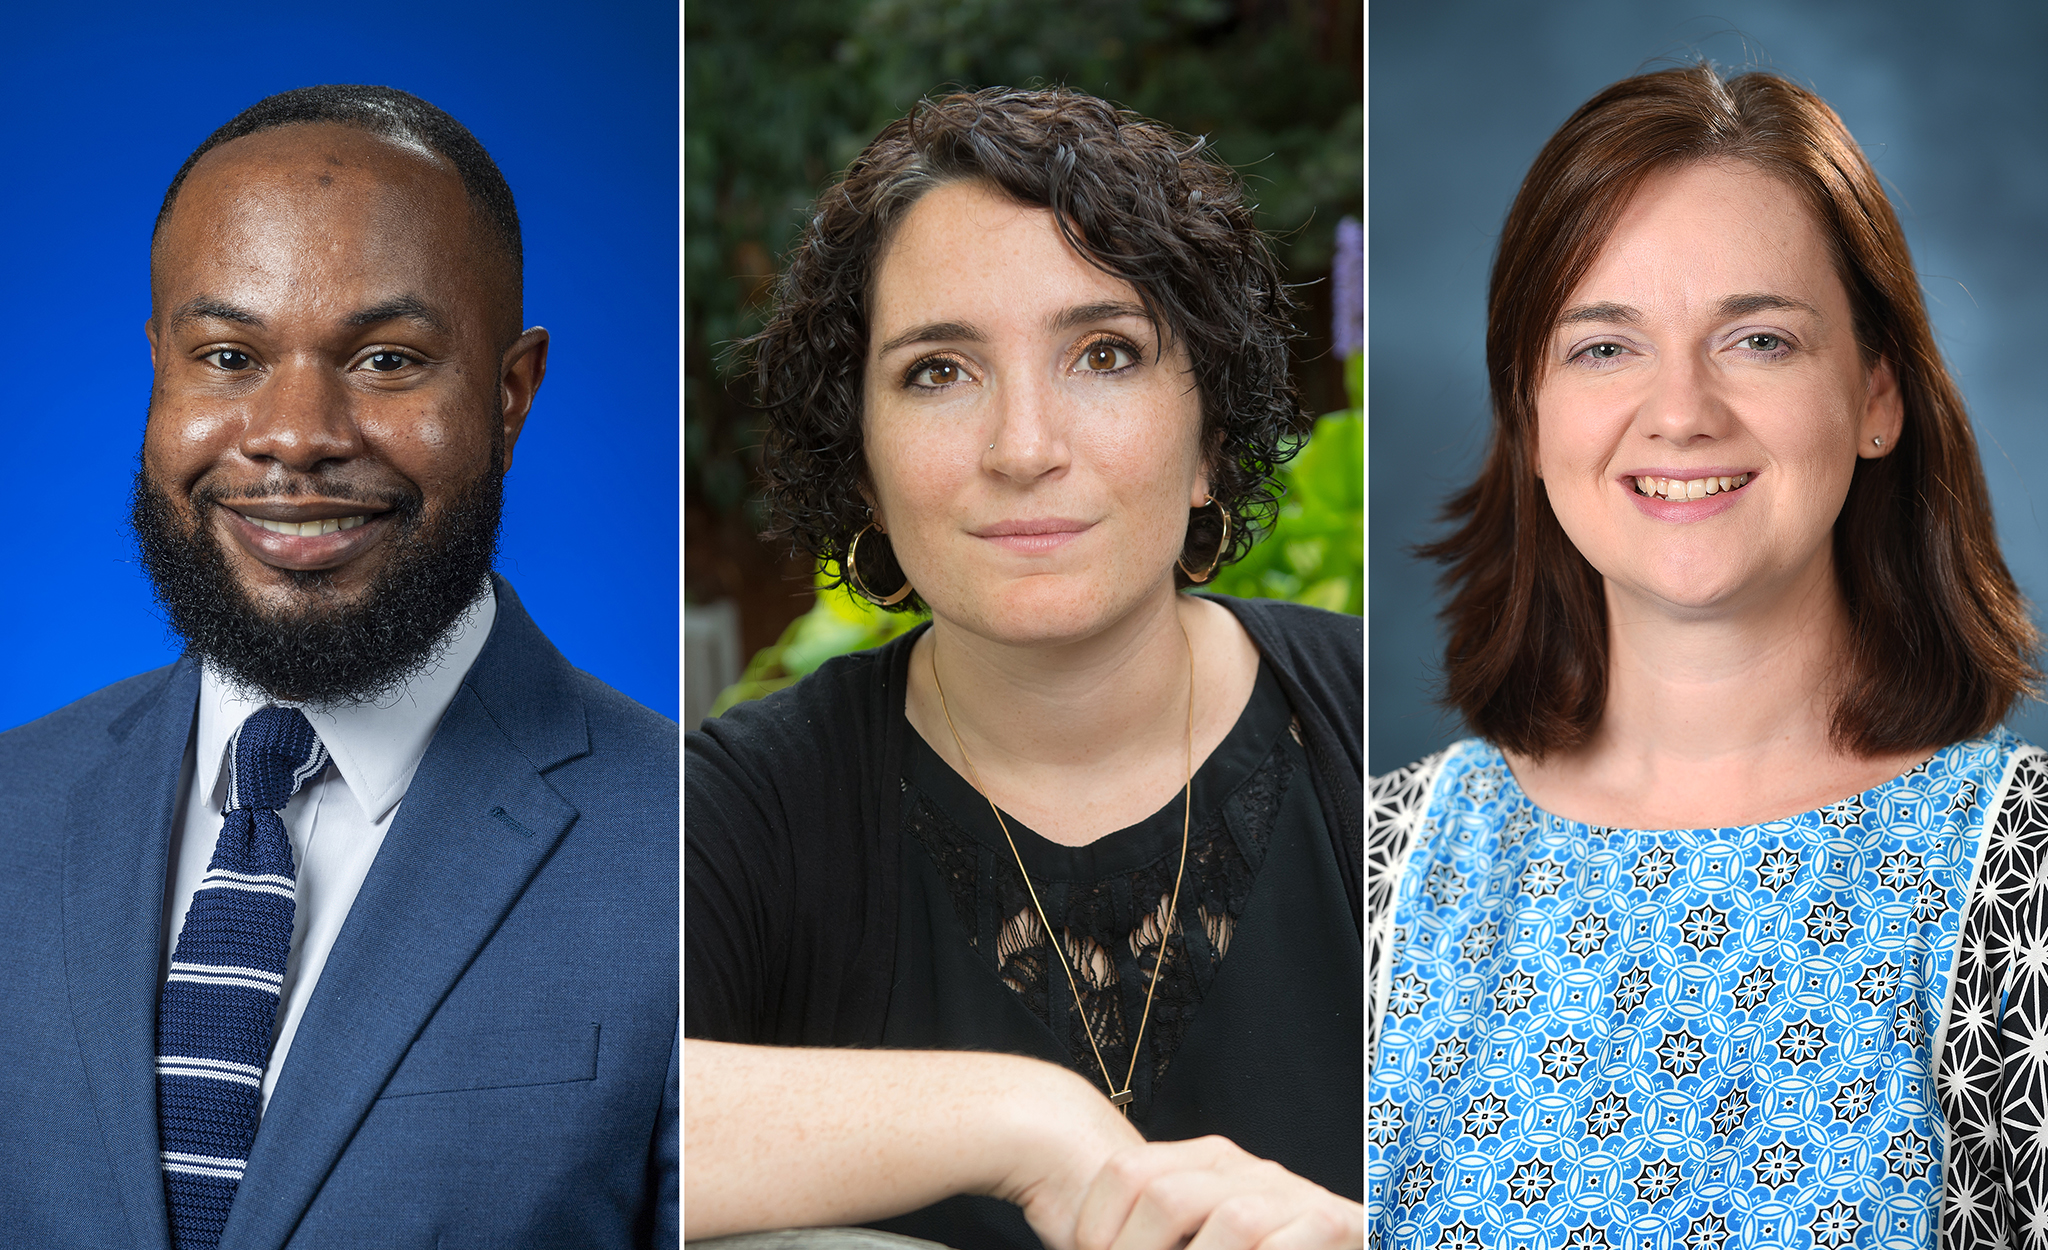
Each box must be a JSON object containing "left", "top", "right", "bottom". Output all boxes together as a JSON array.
[{"left": 0, "top": 578, "right": 679, "bottom": 1248}]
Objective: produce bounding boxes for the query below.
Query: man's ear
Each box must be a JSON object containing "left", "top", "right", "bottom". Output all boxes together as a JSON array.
[
  {"left": 499, "top": 327, "right": 550, "bottom": 471},
  {"left": 144, "top": 317, "right": 160, "bottom": 371}
]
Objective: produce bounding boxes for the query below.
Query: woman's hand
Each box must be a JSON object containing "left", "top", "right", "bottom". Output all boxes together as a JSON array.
[{"left": 1015, "top": 1135, "right": 1364, "bottom": 1250}]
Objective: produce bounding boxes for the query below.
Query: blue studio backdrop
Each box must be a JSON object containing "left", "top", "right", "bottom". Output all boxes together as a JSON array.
[
  {"left": 0, "top": 2, "right": 679, "bottom": 731},
  {"left": 1371, "top": 2, "right": 2048, "bottom": 774}
]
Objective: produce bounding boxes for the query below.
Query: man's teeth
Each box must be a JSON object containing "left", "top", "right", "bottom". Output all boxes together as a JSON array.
[
  {"left": 1632, "top": 473, "right": 1751, "bottom": 501},
  {"left": 246, "top": 515, "right": 369, "bottom": 537}
]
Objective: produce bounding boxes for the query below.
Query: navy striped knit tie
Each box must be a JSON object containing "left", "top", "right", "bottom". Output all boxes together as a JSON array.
[{"left": 156, "top": 705, "right": 326, "bottom": 1250}]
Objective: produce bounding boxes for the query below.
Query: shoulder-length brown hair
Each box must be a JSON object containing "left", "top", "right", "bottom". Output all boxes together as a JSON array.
[{"left": 1425, "top": 62, "right": 2040, "bottom": 759}]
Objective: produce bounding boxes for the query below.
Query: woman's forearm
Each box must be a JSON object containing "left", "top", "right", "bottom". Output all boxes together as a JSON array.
[{"left": 683, "top": 1040, "right": 1142, "bottom": 1243}]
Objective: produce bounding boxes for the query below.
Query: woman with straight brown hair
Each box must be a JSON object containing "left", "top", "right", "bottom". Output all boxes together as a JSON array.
[{"left": 1370, "top": 63, "right": 2044, "bottom": 1248}]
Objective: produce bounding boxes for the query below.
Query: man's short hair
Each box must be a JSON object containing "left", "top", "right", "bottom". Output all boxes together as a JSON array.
[{"left": 154, "top": 84, "right": 522, "bottom": 304}]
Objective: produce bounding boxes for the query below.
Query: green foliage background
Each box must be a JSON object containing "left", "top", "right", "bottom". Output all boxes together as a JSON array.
[
  {"left": 686, "top": 0, "right": 1360, "bottom": 521},
  {"left": 1206, "top": 354, "right": 1362, "bottom": 614}
]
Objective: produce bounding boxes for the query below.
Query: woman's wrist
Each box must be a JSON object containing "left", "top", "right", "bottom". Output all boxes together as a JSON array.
[{"left": 981, "top": 1058, "right": 1144, "bottom": 1242}]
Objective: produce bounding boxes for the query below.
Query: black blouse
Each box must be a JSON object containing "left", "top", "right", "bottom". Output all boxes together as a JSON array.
[
  {"left": 686, "top": 596, "right": 1362, "bottom": 1050},
  {"left": 685, "top": 598, "right": 1364, "bottom": 1247},
  {"left": 872, "top": 664, "right": 1363, "bottom": 1249}
]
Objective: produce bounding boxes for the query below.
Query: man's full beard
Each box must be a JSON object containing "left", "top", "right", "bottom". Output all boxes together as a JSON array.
[{"left": 131, "top": 456, "right": 504, "bottom": 706}]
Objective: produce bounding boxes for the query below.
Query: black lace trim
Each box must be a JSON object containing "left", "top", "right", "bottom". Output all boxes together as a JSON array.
[{"left": 903, "top": 735, "right": 1294, "bottom": 1097}]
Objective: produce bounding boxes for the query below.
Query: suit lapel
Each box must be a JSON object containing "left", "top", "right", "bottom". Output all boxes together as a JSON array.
[
  {"left": 219, "top": 584, "right": 587, "bottom": 1250},
  {"left": 62, "top": 661, "right": 200, "bottom": 1250}
]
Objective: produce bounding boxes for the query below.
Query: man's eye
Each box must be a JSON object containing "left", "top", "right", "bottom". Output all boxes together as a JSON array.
[
  {"left": 363, "top": 352, "right": 415, "bottom": 372},
  {"left": 1743, "top": 334, "right": 1784, "bottom": 352},
  {"left": 1079, "top": 341, "right": 1135, "bottom": 372},
  {"left": 206, "top": 349, "right": 254, "bottom": 371}
]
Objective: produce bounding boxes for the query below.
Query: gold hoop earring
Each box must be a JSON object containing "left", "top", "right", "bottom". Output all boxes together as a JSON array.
[
  {"left": 1177, "top": 497, "right": 1231, "bottom": 584},
  {"left": 846, "top": 524, "right": 913, "bottom": 606}
]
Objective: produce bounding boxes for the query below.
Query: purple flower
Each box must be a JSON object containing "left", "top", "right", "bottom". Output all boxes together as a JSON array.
[{"left": 1331, "top": 216, "right": 1361, "bottom": 358}]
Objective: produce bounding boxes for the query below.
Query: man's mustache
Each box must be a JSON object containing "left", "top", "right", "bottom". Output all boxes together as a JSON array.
[{"left": 193, "top": 475, "right": 421, "bottom": 515}]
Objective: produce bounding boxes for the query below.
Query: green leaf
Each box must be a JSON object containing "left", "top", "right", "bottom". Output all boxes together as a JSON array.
[
  {"left": 1284, "top": 537, "right": 1327, "bottom": 578},
  {"left": 1206, "top": 402, "right": 1361, "bottom": 613},
  {"left": 708, "top": 570, "right": 928, "bottom": 714}
]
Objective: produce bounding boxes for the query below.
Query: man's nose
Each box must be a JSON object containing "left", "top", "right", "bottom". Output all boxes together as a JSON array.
[{"left": 238, "top": 361, "right": 365, "bottom": 472}]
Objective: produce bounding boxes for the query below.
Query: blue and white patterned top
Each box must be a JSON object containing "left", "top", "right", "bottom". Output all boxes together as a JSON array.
[{"left": 1370, "top": 731, "right": 2043, "bottom": 1250}]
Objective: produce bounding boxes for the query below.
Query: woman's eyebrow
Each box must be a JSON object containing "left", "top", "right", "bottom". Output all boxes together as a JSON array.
[
  {"left": 1556, "top": 295, "right": 1823, "bottom": 330},
  {"left": 1045, "top": 300, "right": 1151, "bottom": 333},
  {"left": 876, "top": 320, "right": 983, "bottom": 354},
  {"left": 876, "top": 303, "right": 1153, "bottom": 355},
  {"left": 1717, "top": 292, "right": 1822, "bottom": 319},
  {"left": 1556, "top": 301, "right": 1639, "bottom": 327}
]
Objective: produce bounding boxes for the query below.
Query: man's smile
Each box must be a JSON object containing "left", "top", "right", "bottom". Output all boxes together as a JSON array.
[
  {"left": 217, "top": 500, "right": 396, "bottom": 572},
  {"left": 245, "top": 514, "right": 370, "bottom": 535}
]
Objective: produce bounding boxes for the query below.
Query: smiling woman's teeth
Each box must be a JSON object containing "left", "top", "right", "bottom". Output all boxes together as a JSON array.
[
  {"left": 1632, "top": 473, "right": 1750, "bottom": 500},
  {"left": 248, "top": 515, "right": 369, "bottom": 537}
]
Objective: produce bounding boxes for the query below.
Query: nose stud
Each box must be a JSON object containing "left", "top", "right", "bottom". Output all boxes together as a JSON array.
[{"left": 988, "top": 442, "right": 996, "bottom": 450}]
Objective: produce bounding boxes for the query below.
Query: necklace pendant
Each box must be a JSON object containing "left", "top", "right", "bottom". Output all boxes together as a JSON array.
[{"left": 1109, "top": 1089, "right": 1135, "bottom": 1108}]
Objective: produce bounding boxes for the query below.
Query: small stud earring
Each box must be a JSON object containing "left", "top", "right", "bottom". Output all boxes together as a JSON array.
[{"left": 1872, "top": 436, "right": 1883, "bottom": 447}]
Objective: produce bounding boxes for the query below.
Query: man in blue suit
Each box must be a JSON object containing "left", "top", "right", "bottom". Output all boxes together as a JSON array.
[{"left": 0, "top": 87, "right": 677, "bottom": 1248}]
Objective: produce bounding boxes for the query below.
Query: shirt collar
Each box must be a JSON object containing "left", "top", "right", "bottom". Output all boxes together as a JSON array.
[{"left": 194, "top": 582, "right": 499, "bottom": 824}]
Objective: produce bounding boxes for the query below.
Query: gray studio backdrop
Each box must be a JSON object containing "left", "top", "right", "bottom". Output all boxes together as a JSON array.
[{"left": 1370, "top": 1, "right": 2048, "bottom": 775}]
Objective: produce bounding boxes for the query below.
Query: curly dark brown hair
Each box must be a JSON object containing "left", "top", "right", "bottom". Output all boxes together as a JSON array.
[{"left": 739, "top": 85, "right": 1309, "bottom": 609}]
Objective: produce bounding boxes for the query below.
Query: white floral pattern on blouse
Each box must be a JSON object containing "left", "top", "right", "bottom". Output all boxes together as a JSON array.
[{"left": 1370, "top": 731, "right": 2047, "bottom": 1250}]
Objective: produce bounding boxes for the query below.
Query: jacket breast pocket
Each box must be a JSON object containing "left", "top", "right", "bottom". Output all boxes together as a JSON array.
[{"left": 378, "top": 1019, "right": 600, "bottom": 1098}]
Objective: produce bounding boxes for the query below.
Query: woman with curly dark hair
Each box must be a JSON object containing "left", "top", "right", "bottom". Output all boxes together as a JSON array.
[{"left": 686, "top": 88, "right": 1364, "bottom": 1250}]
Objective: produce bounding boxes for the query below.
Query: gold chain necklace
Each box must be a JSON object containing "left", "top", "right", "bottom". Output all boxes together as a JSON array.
[{"left": 929, "top": 625, "right": 1194, "bottom": 1115}]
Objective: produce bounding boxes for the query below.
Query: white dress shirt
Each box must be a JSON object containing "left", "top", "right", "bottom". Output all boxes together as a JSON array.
[{"left": 159, "top": 584, "right": 497, "bottom": 1114}]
